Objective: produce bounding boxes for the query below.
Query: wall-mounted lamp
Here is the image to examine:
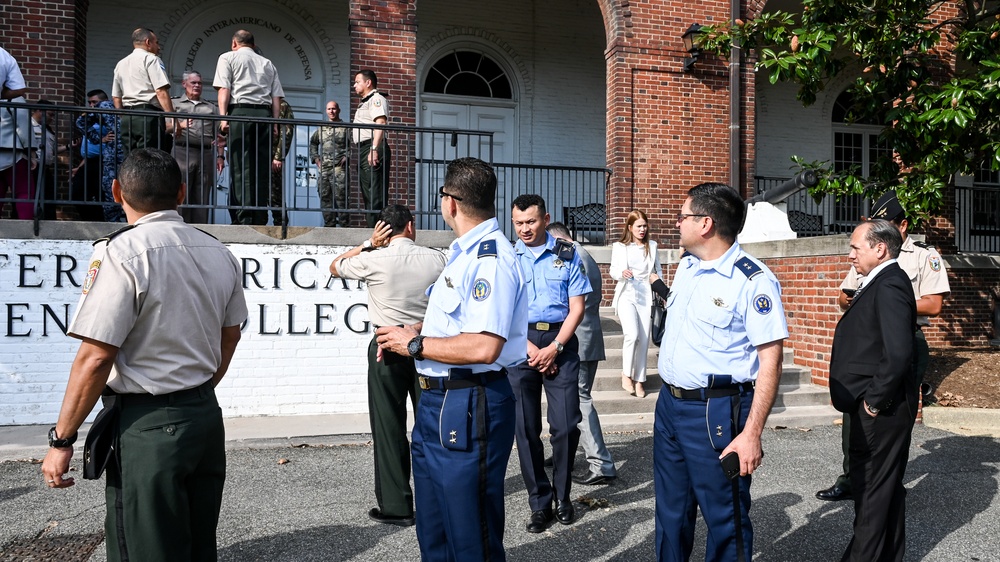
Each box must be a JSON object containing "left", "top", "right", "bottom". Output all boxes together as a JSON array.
[{"left": 682, "top": 23, "right": 703, "bottom": 72}]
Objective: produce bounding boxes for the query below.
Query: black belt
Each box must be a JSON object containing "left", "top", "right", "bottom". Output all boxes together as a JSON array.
[
  {"left": 114, "top": 380, "right": 213, "bottom": 406},
  {"left": 125, "top": 103, "right": 161, "bottom": 111},
  {"left": 666, "top": 381, "right": 754, "bottom": 401},
  {"left": 528, "top": 321, "right": 563, "bottom": 332},
  {"left": 371, "top": 324, "right": 404, "bottom": 330},
  {"left": 229, "top": 103, "right": 271, "bottom": 110},
  {"left": 418, "top": 368, "right": 506, "bottom": 390}
]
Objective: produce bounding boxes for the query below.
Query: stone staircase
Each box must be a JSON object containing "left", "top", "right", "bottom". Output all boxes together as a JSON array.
[{"left": 543, "top": 308, "right": 840, "bottom": 433}]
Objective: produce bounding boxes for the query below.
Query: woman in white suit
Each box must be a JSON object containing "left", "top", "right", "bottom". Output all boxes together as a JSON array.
[{"left": 610, "top": 210, "right": 662, "bottom": 398}]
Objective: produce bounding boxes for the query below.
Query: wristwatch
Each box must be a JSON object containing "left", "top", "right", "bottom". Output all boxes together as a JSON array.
[
  {"left": 361, "top": 239, "right": 374, "bottom": 251},
  {"left": 48, "top": 427, "right": 77, "bottom": 448},
  {"left": 552, "top": 340, "right": 565, "bottom": 353},
  {"left": 407, "top": 335, "right": 425, "bottom": 360}
]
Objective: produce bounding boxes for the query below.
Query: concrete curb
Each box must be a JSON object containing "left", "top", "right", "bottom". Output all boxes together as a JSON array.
[{"left": 921, "top": 406, "right": 1000, "bottom": 438}]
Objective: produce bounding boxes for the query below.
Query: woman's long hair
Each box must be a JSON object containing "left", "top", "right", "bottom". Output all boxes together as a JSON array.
[{"left": 618, "top": 210, "right": 651, "bottom": 257}]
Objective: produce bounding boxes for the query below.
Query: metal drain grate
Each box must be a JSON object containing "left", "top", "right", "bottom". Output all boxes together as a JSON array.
[{"left": 0, "top": 532, "right": 104, "bottom": 561}]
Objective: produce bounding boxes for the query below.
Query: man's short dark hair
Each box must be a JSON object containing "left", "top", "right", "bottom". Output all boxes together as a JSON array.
[
  {"left": 546, "top": 221, "right": 572, "bottom": 240},
  {"left": 86, "top": 89, "right": 108, "bottom": 101},
  {"left": 378, "top": 204, "right": 413, "bottom": 236},
  {"left": 511, "top": 194, "right": 546, "bottom": 215},
  {"left": 117, "top": 148, "right": 182, "bottom": 212},
  {"left": 688, "top": 182, "right": 745, "bottom": 242},
  {"left": 862, "top": 219, "right": 903, "bottom": 259},
  {"left": 443, "top": 157, "right": 497, "bottom": 219},
  {"left": 131, "top": 28, "right": 155, "bottom": 46},
  {"left": 233, "top": 30, "right": 255, "bottom": 46},
  {"left": 358, "top": 69, "right": 378, "bottom": 89}
]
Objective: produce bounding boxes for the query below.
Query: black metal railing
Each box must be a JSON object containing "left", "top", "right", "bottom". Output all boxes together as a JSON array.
[
  {"left": 754, "top": 176, "right": 867, "bottom": 237},
  {"left": 2, "top": 100, "right": 609, "bottom": 241},
  {"left": 955, "top": 184, "right": 1000, "bottom": 253}
]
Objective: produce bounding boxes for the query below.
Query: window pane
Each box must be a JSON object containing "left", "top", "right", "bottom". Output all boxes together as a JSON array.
[{"left": 445, "top": 73, "right": 492, "bottom": 98}]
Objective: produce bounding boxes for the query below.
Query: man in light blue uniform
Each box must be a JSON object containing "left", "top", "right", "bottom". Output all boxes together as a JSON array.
[
  {"left": 509, "top": 195, "right": 591, "bottom": 533},
  {"left": 376, "top": 157, "right": 527, "bottom": 561},
  {"left": 655, "top": 183, "right": 788, "bottom": 562}
]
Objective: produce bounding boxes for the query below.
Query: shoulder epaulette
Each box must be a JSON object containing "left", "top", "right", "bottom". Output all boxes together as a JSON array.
[
  {"left": 681, "top": 251, "right": 692, "bottom": 259},
  {"left": 478, "top": 240, "right": 497, "bottom": 258},
  {"left": 554, "top": 239, "right": 576, "bottom": 261},
  {"left": 913, "top": 240, "right": 930, "bottom": 249},
  {"left": 735, "top": 256, "right": 763, "bottom": 280},
  {"left": 94, "top": 224, "right": 136, "bottom": 246}
]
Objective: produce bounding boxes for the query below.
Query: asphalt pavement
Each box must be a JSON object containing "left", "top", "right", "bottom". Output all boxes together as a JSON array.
[{"left": 2, "top": 423, "right": 999, "bottom": 561}]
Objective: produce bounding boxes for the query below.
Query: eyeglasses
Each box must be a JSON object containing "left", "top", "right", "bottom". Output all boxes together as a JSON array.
[
  {"left": 438, "top": 186, "right": 463, "bottom": 201},
  {"left": 677, "top": 213, "right": 709, "bottom": 222}
]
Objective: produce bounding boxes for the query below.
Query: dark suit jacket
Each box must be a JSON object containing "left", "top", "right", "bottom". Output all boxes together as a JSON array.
[{"left": 829, "top": 262, "right": 917, "bottom": 413}]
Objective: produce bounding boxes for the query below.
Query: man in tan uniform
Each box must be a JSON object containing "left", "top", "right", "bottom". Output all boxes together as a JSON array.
[
  {"left": 310, "top": 101, "right": 349, "bottom": 227},
  {"left": 213, "top": 30, "right": 284, "bottom": 225},
  {"left": 112, "top": 28, "right": 174, "bottom": 154},
  {"left": 172, "top": 70, "right": 221, "bottom": 224},
  {"left": 352, "top": 70, "right": 390, "bottom": 227},
  {"left": 330, "top": 204, "right": 446, "bottom": 526},
  {"left": 41, "top": 148, "right": 247, "bottom": 562},
  {"left": 816, "top": 189, "right": 950, "bottom": 502}
]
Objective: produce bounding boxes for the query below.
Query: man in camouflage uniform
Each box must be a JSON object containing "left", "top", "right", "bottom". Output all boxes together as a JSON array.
[
  {"left": 309, "top": 101, "right": 349, "bottom": 227},
  {"left": 269, "top": 98, "right": 294, "bottom": 226}
]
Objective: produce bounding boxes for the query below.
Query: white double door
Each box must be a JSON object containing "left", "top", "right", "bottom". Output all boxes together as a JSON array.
[{"left": 417, "top": 99, "right": 516, "bottom": 230}]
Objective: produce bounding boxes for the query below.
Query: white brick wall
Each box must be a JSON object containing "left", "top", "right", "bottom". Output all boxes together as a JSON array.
[{"left": 1, "top": 239, "right": 383, "bottom": 425}]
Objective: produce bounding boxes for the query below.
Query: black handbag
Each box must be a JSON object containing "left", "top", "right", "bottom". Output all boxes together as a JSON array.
[{"left": 650, "top": 295, "right": 667, "bottom": 347}]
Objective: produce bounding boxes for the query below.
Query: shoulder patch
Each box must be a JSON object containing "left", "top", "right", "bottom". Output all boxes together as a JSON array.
[
  {"left": 478, "top": 240, "right": 497, "bottom": 259},
  {"left": 735, "top": 257, "right": 762, "bottom": 280},
  {"left": 473, "top": 278, "right": 492, "bottom": 301},
  {"left": 83, "top": 259, "right": 102, "bottom": 294},
  {"left": 554, "top": 239, "right": 576, "bottom": 261},
  {"left": 929, "top": 255, "right": 942, "bottom": 272},
  {"left": 94, "top": 224, "right": 136, "bottom": 246},
  {"left": 752, "top": 294, "right": 774, "bottom": 315}
]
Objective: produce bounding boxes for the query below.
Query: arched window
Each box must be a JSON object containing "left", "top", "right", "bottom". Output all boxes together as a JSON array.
[
  {"left": 831, "top": 90, "right": 884, "bottom": 125},
  {"left": 423, "top": 50, "right": 513, "bottom": 99}
]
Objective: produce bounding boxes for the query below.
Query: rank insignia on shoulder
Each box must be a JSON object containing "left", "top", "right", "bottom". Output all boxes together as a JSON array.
[
  {"left": 716, "top": 425, "right": 723, "bottom": 436},
  {"left": 478, "top": 240, "right": 497, "bottom": 258},
  {"left": 94, "top": 224, "right": 135, "bottom": 246},
  {"left": 753, "top": 294, "right": 773, "bottom": 315},
  {"left": 929, "top": 256, "right": 942, "bottom": 272},
  {"left": 554, "top": 239, "right": 575, "bottom": 261},
  {"left": 736, "top": 257, "right": 762, "bottom": 280},
  {"left": 449, "top": 430, "right": 457, "bottom": 444}
]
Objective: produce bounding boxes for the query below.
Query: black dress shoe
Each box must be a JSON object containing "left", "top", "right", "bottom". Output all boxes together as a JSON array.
[
  {"left": 573, "top": 469, "right": 616, "bottom": 486},
  {"left": 526, "top": 507, "right": 554, "bottom": 533},
  {"left": 815, "top": 484, "right": 852, "bottom": 501},
  {"left": 368, "top": 507, "right": 415, "bottom": 527},
  {"left": 555, "top": 500, "right": 575, "bottom": 525}
]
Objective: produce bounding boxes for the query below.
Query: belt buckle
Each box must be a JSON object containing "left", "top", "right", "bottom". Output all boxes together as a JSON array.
[
  {"left": 535, "top": 322, "right": 550, "bottom": 331},
  {"left": 418, "top": 377, "right": 430, "bottom": 390}
]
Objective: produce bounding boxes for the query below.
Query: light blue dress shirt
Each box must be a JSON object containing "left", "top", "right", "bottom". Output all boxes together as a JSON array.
[
  {"left": 514, "top": 233, "right": 593, "bottom": 323},
  {"left": 417, "top": 218, "right": 529, "bottom": 378},
  {"left": 657, "top": 242, "right": 788, "bottom": 389}
]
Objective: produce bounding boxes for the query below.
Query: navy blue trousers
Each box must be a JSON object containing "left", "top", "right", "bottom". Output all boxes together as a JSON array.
[
  {"left": 654, "top": 387, "right": 754, "bottom": 562},
  {"left": 412, "top": 375, "right": 515, "bottom": 562},
  {"left": 508, "top": 329, "right": 582, "bottom": 510}
]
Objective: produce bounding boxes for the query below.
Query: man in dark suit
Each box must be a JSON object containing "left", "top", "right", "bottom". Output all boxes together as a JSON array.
[{"left": 829, "top": 219, "right": 917, "bottom": 562}]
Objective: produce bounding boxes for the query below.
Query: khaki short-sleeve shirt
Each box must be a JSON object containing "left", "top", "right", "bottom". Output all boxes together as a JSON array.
[
  {"left": 352, "top": 90, "right": 388, "bottom": 143},
  {"left": 213, "top": 47, "right": 284, "bottom": 106},
  {"left": 112, "top": 48, "right": 171, "bottom": 107},
  {"left": 172, "top": 95, "right": 218, "bottom": 146},
  {"left": 69, "top": 211, "right": 248, "bottom": 394},
  {"left": 336, "top": 237, "right": 446, "bottom": 327}
]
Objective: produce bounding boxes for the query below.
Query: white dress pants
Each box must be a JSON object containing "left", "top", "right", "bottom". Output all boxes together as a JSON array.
[{"left": 617, "top": 298, "right": 650, "bottom": 382}]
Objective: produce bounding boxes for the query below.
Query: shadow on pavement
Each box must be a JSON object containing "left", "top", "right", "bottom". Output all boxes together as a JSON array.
[{"left": 218, "top": 524, "right": 407, "bottom": 561}]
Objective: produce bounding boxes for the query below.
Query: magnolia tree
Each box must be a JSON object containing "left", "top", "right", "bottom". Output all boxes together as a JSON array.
[{"left": 701, "top": 0, "right": 1000, "bottom": 220}]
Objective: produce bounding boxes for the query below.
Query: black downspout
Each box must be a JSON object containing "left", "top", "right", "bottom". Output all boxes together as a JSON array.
[{"left": 730, "top": 0, "right": 742, "bottom": 191}]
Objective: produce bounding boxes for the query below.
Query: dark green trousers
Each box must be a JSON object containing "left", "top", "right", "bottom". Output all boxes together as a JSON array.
[
  {"left": 367, "top": 336, "right": 420, "bottom": 517},
  {"left": 105, "top": 383, "right": 225, "bottom": 562},
  {"left": 228, "top": 107, "right": 271, "bottom": 225},
  {"left": 836, "top": 328, "right": 929, "bottom": 488},
  {"left": 120, "top": 112, "right": 167, "bottom": 155},
  {"left": 358, "top": 140, "right": 390, "bottom": 227}
]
